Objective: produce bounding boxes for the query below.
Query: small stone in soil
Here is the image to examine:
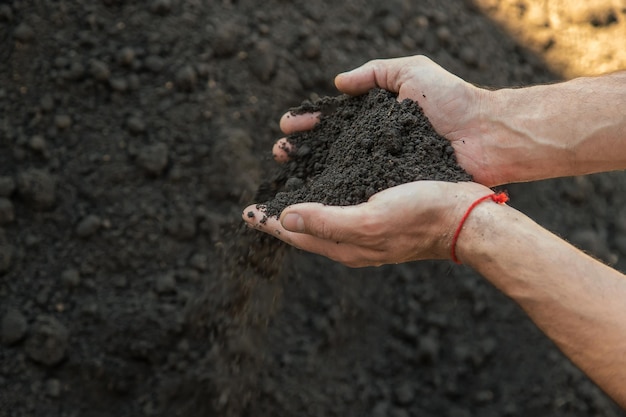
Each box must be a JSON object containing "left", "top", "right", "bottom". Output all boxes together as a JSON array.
[{"left": 14, "top": 23, "right": 35, "bottom": 42}]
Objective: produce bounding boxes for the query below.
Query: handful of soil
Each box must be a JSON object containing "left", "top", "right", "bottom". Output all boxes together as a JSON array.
[{"left": 260, "top": 89, "right": 472, "bottom": 218}]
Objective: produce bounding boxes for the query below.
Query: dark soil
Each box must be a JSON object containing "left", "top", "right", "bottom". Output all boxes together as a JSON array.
[
  {"left": 1, "top": 1, "right": 625, "bottom": 416},
  {"left": 262, "top": 89, "right": 471, "bottom": 218}
]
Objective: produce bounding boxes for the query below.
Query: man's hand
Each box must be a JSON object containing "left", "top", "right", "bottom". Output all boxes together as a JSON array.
[
  {"left": 274, "top": 55, "right": 504, "bottom": 186},
  {"left": 276, "top": 56, "right": 626, "bottom": 187},
  {"left": 243, "top": 181, "right": 493, "bottom": 267}
]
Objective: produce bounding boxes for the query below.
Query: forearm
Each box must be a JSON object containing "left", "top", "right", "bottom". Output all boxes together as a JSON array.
[
  {"left": 482, "top": 71, "right": 626, "bottom": 183},
  {"left": 457, "top": 202, "right": 626, "bottom": 407}
]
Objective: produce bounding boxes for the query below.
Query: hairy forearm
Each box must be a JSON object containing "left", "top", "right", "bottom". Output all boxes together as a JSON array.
[
  {"left": 457, "top": 202, "right": 626, "bottom": 407},
  {"left": 483, "top": 71, "right": 626, "bottom": 183}
]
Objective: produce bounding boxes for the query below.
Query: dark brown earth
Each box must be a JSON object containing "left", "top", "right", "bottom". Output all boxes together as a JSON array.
[
  {"left": 261, "top": 89, "right": 471, "bottom": 218},
  {"left": 1, "top": 1, "right": 626, "bottom": 416}
]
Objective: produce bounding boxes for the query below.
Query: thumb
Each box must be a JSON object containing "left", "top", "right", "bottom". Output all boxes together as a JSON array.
[
  {"left": 280, "top": 203, "right": 360, "bottom": 242},
  {"left": 334, "top": 56, "right": 420, "bottom": 96}
]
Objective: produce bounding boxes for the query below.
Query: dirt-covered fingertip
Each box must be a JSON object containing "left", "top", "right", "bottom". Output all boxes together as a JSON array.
[
  {"left": 241, "top": 205, "right": 256, "bottom": 222},
  {"left": 272, "top": 138, "right": 292, "bottom": 163},
  {"left": 242, "top": 204, "right": 266, "bottom": 227},
  {"left": 279, "top": 111, "right": 320, "bottom": 134}
]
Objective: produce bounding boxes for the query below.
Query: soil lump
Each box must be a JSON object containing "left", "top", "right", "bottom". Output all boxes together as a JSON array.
[
  {"left": 75, "top": 214, "right": 102, "bottom": 238},
  {"left": 25, "top": 315, "right": 69, "bottom": 366},
  {"left": 137, "top": 142, "right": 169, "bottom": 176},
  {"left": 17, "top": 169, "right": 57, "bottom": 210},
  {"left": 1, "top": 308, "right": 28, "bottom": 345}
]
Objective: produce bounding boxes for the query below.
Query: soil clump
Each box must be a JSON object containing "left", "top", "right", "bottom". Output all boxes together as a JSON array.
[{"left": 262, "top": 89, "right": 471, "bottom": 218}]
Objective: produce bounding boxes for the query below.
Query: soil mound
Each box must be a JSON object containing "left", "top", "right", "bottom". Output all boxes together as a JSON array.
[
  {"left": 262, "top": 89, "right": 471, "bottom": 218},
  {"left": 2, "top": 0, "right": 625, "bottom": 416}
]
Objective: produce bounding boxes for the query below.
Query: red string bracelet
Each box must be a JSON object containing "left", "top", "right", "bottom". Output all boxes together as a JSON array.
[{"left": 450, "top": 192, "right": 509, "bottom": 264}]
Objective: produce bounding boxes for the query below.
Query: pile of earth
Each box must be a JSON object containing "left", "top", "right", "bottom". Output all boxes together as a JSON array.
[
  {"left": 260, "top": 88, "right": 471, "bottom": 218},
  {"left": 1, "top": 0, "right": 625, "bottom": 416}
]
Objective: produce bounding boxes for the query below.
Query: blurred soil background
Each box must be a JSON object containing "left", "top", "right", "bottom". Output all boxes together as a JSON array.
[{"left": 1, "top": 0, "right": 626, "bottom": 416}]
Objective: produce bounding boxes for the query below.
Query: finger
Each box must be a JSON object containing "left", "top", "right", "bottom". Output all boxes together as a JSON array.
[
  {"left": 279, "top": 202, "right": 366, "bottom": 243},
  {"left": 242, "top": 205, "right": 377, "bottom": 267},
  {"left": 272, "top": 138, "right": 293, "bottom": 163},
  {"left": 334, "top": 55, "right": 430, "bottom": 96},
  {"left": 279, "top": 112, "right": 320, "bottom": 134},
  {"left": 242, "top": 204, "right": 264, "bottom": 227}
]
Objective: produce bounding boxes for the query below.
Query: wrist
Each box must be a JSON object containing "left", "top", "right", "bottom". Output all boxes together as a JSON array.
[
  {"left": 435, "top": 182, "right": 499, "bottom": 261},
  {"left": 449, "top": 192, "right": 509, "bottom": 264},
  {"left": 452, "top": 195, "right": 515, "bottom": 266}
]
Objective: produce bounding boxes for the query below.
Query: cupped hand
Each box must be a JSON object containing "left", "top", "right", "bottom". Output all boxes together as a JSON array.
[
  {"left": 275, "top": 55, "right": 510, "bottom": 186},
  {"left": 243, "top": 181, "right": 493, "bottom": 267}
]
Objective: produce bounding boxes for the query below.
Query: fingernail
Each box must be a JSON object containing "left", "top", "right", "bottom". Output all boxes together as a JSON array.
[{"left": 282, "top": 213, "right": 304, "bottom": 233}]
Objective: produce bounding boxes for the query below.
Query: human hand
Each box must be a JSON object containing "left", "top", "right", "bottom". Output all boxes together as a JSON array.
[
  {"left": 243, "top": 181, "right": 493, "bottom": 267},
  {"left": 275, "top": 55, "right": 509, "bottom": 186}
]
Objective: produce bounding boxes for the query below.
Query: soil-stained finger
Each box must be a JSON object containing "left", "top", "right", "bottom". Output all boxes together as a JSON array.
[
  {"left": 272, "top": 138, "right": 293, "bottom": 163},
  {"left": 279, "top": 112, "right": 320, "bottom": 134},
  {"left": 243, "top": 207, "right": 374, "bottom": 267}
]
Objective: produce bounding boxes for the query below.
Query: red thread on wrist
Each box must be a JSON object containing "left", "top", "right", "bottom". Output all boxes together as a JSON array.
[{"left": 450, "top": 192, "right": 509, "bottom": 264}]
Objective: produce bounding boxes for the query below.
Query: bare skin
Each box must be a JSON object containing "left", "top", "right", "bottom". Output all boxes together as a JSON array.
[{"left": 243, "top": 55, "right": 626, "bottom": 408}]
